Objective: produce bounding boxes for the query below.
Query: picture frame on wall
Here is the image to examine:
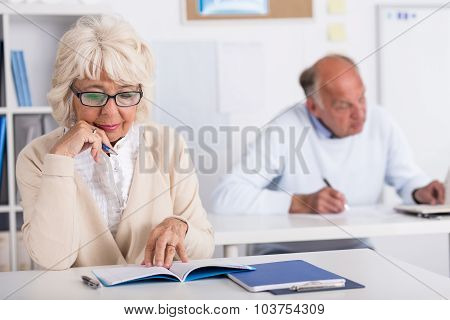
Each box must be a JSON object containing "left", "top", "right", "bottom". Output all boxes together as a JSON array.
[
  {"left": 198, "top": 0, "right": 269, "bottom": 16},
  {"left": 185, "top": 0, "right": 313, "bottom": 21}
]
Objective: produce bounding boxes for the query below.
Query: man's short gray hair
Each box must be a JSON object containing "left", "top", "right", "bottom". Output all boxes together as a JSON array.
[{"left": 299, "top": 54, "right": 357, "bottom": 98}]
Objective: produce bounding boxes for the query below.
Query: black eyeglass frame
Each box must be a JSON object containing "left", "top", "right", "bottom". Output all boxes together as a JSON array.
[{"left": 70, "top": 84, "right": 143, "bottom": 108}]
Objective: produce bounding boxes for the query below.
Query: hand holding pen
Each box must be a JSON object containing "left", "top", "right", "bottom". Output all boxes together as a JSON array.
[
  {"left": 289, "top": 178, "right": 349, "bottom": 214},
  {"left": 101, "top": 143, "right": 118, "bottom": 156},
  {"left": 49, "top": 120, "right": 117, "bottom": 162},
  {"left": 323, "top": 178, "right": 350, "bottom": 211}
]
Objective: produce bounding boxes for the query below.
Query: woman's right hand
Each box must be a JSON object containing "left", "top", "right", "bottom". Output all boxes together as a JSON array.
[{"left": 49, "top": 120, "right": 113, "bottom": 162}]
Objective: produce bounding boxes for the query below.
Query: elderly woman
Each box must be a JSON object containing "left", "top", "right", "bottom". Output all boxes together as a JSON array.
[{"left": 16, "top": 15, "right": 214, "bottom": 270}]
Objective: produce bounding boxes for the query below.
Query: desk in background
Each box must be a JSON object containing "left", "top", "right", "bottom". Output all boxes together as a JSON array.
[{"left": 210, "top": 206, "right": 450, "bottom": 273}]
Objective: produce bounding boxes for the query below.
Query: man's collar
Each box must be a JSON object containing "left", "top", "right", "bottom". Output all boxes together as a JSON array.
[{"left": 307, "top": 109, "right": 335, "bottom": 139}]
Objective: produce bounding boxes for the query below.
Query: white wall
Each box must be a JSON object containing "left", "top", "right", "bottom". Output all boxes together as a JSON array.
[{"left": 109, "top": 0, "right": 449, "bottom": 276}]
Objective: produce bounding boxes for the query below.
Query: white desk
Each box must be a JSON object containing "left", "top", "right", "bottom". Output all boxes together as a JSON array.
[
  {"left": 210, "top": 206, "right": 450, "bottom": 258},
  {"left": 1, "top": 249, "right": 449, "bottom": 299}
]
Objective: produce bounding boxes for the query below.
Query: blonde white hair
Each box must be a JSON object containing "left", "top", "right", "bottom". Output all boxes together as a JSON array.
[{"left": 47, "top": 15, "right": 153, "bottom": 127}]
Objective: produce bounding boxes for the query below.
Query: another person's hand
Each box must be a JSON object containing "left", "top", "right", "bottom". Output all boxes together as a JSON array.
[
  {"left": 143, "top": 217, "right": 189, "bottom": 268},
  {"left": 49, "top": 120, "right": 113, "bottom": 162},
  {"left": 289, "top": 187, "right": 346, "bottom": 214},
  {"left": 413, "top": 180, "right": 445, "bottom": 205}
]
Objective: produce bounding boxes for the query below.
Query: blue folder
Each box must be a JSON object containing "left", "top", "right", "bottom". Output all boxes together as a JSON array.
[
  {"left": 11, "top": 51, "right": 25, "bottom": 106},
  {"left": 228, "top": 260, "right": 364, "bottom": 293},
  {"left": 0, "top": 116, "right": 6, "bottom": 188},
  {"left": 18, "top": 51, "right": 32, "bottom": 106}
]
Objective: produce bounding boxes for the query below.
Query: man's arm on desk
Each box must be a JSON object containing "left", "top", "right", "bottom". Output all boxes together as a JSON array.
[{"left": 412, "top": 180, "right": 445, "bottom": 205}]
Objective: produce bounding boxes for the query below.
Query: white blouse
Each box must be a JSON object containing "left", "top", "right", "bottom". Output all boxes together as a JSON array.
[{"left": 74, "top": 124, "right": 140, "bottom": 237}]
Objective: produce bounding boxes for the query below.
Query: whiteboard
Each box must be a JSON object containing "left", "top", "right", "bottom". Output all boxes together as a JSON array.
[
  {"left": 218, "top": 42, "right": 266, "bottom": 113},
  {"left": 377, "top": 5, "right": 450, "bottom": 179},
  {"left": 151, "top": 41, "right": 230, "bottom": 210}
]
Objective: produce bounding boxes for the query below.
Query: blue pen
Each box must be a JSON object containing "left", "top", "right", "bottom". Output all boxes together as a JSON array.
[{"left": 102, "top": 143, "right": 118, "bottom": 156}]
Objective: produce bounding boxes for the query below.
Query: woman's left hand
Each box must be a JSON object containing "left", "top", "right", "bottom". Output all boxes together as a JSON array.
[{"left": 143, "top": 218, "right": 189, "bottom": 268}]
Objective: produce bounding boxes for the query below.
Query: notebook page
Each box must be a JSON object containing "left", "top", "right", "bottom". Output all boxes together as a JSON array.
[
  {"left": 168, "top": 262, "right": 203, "bottom": 281},
  {"left": 93, "top": 265, "right": 179, "bottom": 286},
  {"left": 169, "top": 261, "right": 254, "bottom": 282}
]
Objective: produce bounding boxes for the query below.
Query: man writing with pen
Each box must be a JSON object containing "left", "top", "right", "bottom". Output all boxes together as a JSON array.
[{"left": 211, "top": 54, "right": 445, "bottom": 254}]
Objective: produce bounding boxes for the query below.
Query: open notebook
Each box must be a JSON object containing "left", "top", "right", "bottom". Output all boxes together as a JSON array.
[
  {"left": 93, "top": 262, "right": 255, "bottom": 287},
  {"left": 395, "top": 204, "right": 450, "bottom": 218}
]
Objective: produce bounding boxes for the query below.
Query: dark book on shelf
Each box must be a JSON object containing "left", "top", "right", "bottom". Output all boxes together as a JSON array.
[
  {"left": 0, "top": 41, "right": 5, "bottom": 106},
  {"left": 0, "top": 157, "right": 7, "bottom": 205},
  {"left": 13, "top": 114, "right": 58, "bottom": 160},
  {"left": 14, "top": 115, "right": 58, "bottom": 203},
  {"left": 0, "top": 212, "right": 23, "bottom": 231}
]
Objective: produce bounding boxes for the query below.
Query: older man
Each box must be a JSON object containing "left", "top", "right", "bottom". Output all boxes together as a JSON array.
[{"left": 211, "top": 54, "right": 445, "bottom": 254}]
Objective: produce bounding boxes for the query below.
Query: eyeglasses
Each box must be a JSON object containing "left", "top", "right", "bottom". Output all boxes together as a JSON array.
[{"left": 70, "top": 85, "right": 143, "bottom": 107}]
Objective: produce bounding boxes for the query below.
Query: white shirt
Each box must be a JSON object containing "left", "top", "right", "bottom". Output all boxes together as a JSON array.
[
  {"left": 212, "top": 103, "right": 431, "bottom": 215},
  {"left": 74, "top": 124, "right": 140, "bottom": 236}
]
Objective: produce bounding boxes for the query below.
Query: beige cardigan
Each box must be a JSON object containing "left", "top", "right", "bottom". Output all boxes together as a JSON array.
[{"left": 16, "top": 122, "right": 215, "bottom": 270}]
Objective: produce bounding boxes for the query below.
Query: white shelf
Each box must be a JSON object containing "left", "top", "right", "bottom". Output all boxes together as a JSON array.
[
  {"left": 11, "top": 106, "right": 53, "bottom": 114},
  {"left": 0, "top": 205, "right": 23, "bottom": 213},
  {"left": 0, "top": 206, "right": 23, "bottom": 215},
  {"left": 0, "top": 3, "right": 104, "bottom": 16},
  {"left": 0, "top": 205, "right": 24, "bottom": 212},
  {"left": 0, "top": 106, "right": 53, "bottom": 114}
]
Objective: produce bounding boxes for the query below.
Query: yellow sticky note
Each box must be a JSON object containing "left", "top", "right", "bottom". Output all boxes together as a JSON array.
[
  {"left": 327, "top": 23, "right": 347, "bottom": 42},
  {"left": 328, "top": 0, "right": 346, "bottom": 15}
]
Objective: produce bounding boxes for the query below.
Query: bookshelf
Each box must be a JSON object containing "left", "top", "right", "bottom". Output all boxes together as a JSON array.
[{"left": 0, "top": 3, "right": 104, "bottom": 271}]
